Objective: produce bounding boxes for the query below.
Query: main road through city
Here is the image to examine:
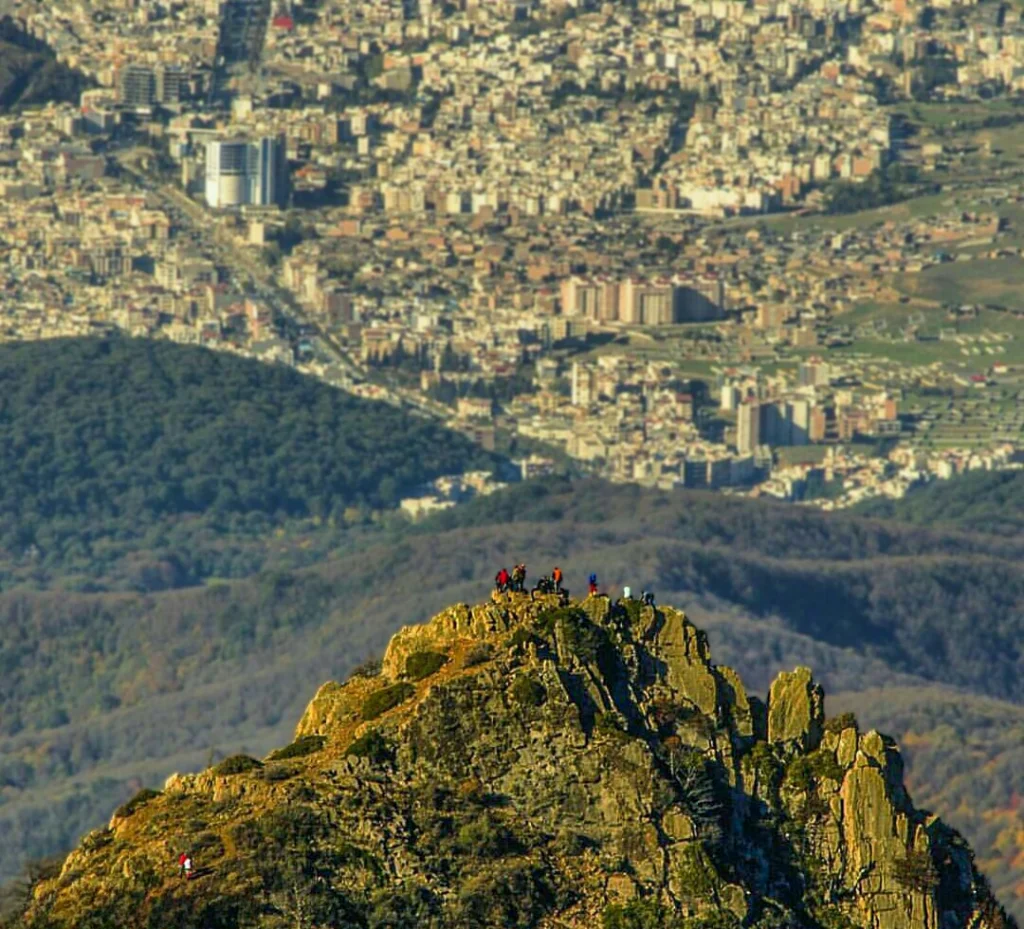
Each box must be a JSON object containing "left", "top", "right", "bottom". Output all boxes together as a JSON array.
[{"left": 116, "top": 149, "right": 454, "bottom": 421}]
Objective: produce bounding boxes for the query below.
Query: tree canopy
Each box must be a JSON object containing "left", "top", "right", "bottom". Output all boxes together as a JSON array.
[{"left": 0, "top": 337, "right": 498, "bottom": 564}]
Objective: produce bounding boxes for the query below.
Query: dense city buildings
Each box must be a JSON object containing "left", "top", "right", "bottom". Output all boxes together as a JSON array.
[
  {"left": 1, "top": 0, "right": 1023, "bottom": 511},
  {"left": 204, "top": 135, "right": 288, "bottom": 208}
]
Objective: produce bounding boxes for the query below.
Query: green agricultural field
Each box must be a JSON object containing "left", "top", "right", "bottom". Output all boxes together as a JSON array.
[
  {"left": 775, "top": 445, "right": 829, "bottom": 466},
  {"left": 838, "top": 300, "right": 927, "bottom": 328},
  {"left": 745, "top": 191, "right": 956, "bottom": 236},
  {"left": 894, "top": 99, "right": 1024, "bottom": 132},
  {"left": 830, "top": 337, "right": 966, "bottom": 366},
  {"left": 894, "top": 258, "right": 1024, "bottom": 308}
]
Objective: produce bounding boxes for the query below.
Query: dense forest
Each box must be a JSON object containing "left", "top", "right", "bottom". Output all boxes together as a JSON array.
[
  {"left": 0, "top": 337, "right": 499, "bottom": 581},
  {"left": 857, "top": 468, "right": 1024, "bottom": 535}
]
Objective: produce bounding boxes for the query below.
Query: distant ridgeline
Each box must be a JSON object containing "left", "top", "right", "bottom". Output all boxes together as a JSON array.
[{"left": 14, "top": 593, "right": 1016, "bottom": 929}]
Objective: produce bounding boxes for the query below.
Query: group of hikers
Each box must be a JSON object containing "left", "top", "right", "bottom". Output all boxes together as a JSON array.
[
  {"left": 494, "top": 563, "right": 570, "bottom": 600},
  {"left": 494, "top": 565, "right": 655, "bottom": 607},
  {"left": 494, "top": 563, "right": 529, "bottom": 593}
]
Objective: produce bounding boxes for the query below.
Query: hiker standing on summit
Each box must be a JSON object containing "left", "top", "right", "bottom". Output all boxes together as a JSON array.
[
  {"left": 511, "top": 563, "right": 526, "bottom": 593},
  {"left": 495, "top": 567, "right": 510, "bottom": 592}
]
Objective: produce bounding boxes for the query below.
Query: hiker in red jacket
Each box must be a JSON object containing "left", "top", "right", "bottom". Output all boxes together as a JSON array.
[
  {"left": 495, "top": 567, "right": 510, "bottom": 592},
  {"left": 552, "top": 566, "right": 563, "bottom": 591}
]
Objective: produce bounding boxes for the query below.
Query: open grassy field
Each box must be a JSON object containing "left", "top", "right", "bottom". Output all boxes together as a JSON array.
[
  {"left": 894, "top": 98, "right": 1024, "bottom": 132},
  {"left": 831, "top": 337, "right": 966, "bottom": 366},
  {"left": 776, "top": 445, "right": 829, "bottom": 466},
  {"left": 716, "top": 191, "right": 958, "bottom": 237},
  {"left": 839, "top": 299, "right": 929, "bottom": 328},
  {"left": 893, "top": 257, "right": 1024, "bottom": 308}
]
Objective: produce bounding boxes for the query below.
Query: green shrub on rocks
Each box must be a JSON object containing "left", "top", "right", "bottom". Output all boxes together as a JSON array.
[
  {"left": 557, "top": 612, "right": 609, "bottom": 666},
  {"left": 367, "top": 883, "right": 439, "bottom": 928},
  {"left": 807, "top": 748, "right": 844, "bottom": 782},
  {"left": 809, "top": 904, "right": 861, "bottom": 929},
  {"left": 511, "top": 674, "right": 546, "bottom": 707},
  {"left": 747, "top": 742, "right": 780, "bottom": 783},
  {"left": 535, "top": 605, "right": 586, "bottom": 636},
  {"left": 464, "top": 643, "right": 493, "bottom": 667},
  {"left": 675, "top": 843, "right": 719, "bottom": 900},
  {"left": 212, "top": 754, "right": 263, "bottom": 776},
  {"left": 259, "top": 764, "right": 301, "bottom": 783},
  {"left": 347, "top": 729, "right": 390, "bottom": 764},
  {"left": 823, "top": 712, "right": 859, "bottom": 735},
  {"left": 113, "top": 788, "right": 161, "bottom": 819},
  {"left": 686, "top": 910, "right": 743, "bottom": 929},
  {"left": 455, "top": 813, "right": 521, "bottom": 859},
  {"left": 361, "top": 682, "right": 415, "bottom": 720},
  {"left": 268, "top": 734, "right": 326, "bottom": 761},
  {"left": 893, "top": 849, "right": 940, "bottom": 893},
  {"left": 190, "top": 831, "right": 224, "bottom": 858},
  {"left": 594, "top": 711, "right": 630, "bottom": 740},
  {"left": 621, "top": 598, "right": 644, "bottom": 625},
  {"left": 785, "top": 749, "right": 843, "bottom": 792},
  {"left": 508, "top": 627, "right": 540, "bottom": 650},
  {"left": 797, "top": 790, "right": 833, "bottom": 825},
  {"left": 783, "top": 756, "right": 814, "bottom": 793},
  {"left": 454, "top": 862, "right": 555, "bottom": 928},
  {"left": 405, "top": 650, "right": 448, "bottom": 681},
  {"left": 348, "top": 657, "right": 382, "bottom": 680},
  {"left": 80, "top": 828, "right": 113, "bottom": 852},
  {"left": 553, "top": 829, "right": 593, "bottom": 857},
  {"left": 602, "top": 898, "right": 680, "bottom": 929}
]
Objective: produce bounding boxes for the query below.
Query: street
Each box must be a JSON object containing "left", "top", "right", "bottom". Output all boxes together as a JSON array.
[{"left": 114, "top": 147, "right": 456, "bottom": 421}]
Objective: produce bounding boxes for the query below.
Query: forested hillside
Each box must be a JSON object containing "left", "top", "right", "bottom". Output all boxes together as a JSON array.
[
  {"left": 0, "top": 337, "right": 499, "bottom": 584},
  {"left": 857, "top": 468, "right": 1024, "bottom": 535}
]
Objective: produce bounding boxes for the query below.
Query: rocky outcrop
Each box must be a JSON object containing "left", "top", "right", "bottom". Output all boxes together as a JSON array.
[
  {"left": 767, "top": 666, "right": 825, "bottom": 750},
  {"left": 20, "top": 594, "right": 1016, "bottom": 929}
]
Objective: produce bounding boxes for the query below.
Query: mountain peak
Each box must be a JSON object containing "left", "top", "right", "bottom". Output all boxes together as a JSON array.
[{"left": 20, "top": 593, "right": 1016, "bottom": 929}]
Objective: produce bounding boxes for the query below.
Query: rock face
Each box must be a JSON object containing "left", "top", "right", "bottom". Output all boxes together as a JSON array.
[
  {"left": 767, "top": 666, "right": 824, "bottom": 749},
  {"left": 20, "top": 594, "right": 1017, "bottom": 929}
]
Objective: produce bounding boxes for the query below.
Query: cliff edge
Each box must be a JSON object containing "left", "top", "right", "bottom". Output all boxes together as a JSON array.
[{"left": 18, "top": 594, "right": 1018, "bottom": 929}]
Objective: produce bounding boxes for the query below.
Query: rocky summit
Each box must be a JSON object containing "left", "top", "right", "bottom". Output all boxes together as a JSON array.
[{"left": 18, "top": 594, "right": 1017, "bottom": 929}]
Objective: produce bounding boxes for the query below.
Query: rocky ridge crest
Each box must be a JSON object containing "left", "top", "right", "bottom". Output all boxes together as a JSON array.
[{"left": 19, "top": 593, "right": 1016, "bottom": 929}]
